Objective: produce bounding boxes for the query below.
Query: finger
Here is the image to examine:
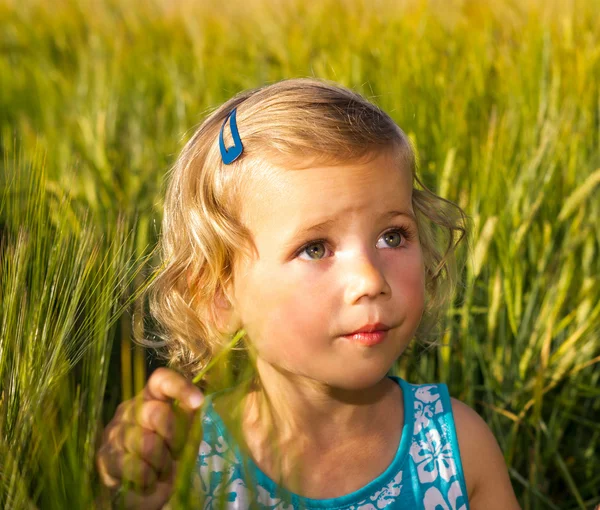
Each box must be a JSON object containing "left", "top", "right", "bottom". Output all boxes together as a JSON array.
[
  {"left": 121, "top": 427, "right": 173, "bottom": 477},
  {"left": 120, "top": 452, "right": 158, "bottom": 492},
  {"left": 96, "top": 441, "right": 122, "bottom": 489},
  {"left": 143, "top": 367, "right": 204, "bottom": 412},
  {"left": 113, "top": 399, "right": 134, "bottom": 421},
  {"left": 118, "top": 400, "right": 191, "bottom": 456},
  {"left": 99, "top": 401, "right": 135, "bottom": 451},
  {"left": 116, "top": 480, "right": 173, "bottom": 510},
  {"left": 99, "top": 438, "right": 159, "bottom": 494}
]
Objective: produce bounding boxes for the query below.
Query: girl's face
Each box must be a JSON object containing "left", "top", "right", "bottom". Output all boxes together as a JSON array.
[{"left": 224, "top": 148, "right": 425, "bottom": 390}]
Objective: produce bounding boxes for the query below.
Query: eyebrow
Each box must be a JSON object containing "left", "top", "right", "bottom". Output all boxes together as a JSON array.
[{"left": 290, "top": 210, "right": 418, "bottom": 241}]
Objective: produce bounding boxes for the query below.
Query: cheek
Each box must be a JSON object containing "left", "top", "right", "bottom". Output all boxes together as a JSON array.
[
  {"left": 270, "top": 278, "right": 332, "bottom": 337},
  {"left": 250, "top": 269, "right": 332, "bottom": 359},
  {"left": 402, "top": 251, "right": 426, "bottom": 315},
  {"left": 388, "top": 249, "right": 426, "bottom": 303},
  {"left": 406, "top": 255, "right": 425, "bottom": 293}
]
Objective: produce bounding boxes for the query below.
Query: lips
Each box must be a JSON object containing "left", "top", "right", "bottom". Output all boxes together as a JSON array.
[{"left": 347, "top": 322, "right": 390, "bottom": 335}]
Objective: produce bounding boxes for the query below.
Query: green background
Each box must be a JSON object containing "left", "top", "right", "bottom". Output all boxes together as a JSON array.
[{"left": 1, "top": 0, "right": 599, "bottom": 508}]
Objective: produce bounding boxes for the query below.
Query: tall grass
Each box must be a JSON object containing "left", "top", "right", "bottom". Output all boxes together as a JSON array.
[
  {"left": 1, "top": 0, "right": 599, "bottom": 508},
  {"left": 0, "top": 147, "right": 149, "bottom": 507}
]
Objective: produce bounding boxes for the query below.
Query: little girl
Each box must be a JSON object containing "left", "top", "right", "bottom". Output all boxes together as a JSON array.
[{"left": 96, "top": 78, "right": 521, "bottom": 509}]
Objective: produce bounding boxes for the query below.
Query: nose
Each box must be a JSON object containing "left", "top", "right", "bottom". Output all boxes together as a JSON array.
[{"left": 343, "top": 250, "right": 391, "bottom": 304}]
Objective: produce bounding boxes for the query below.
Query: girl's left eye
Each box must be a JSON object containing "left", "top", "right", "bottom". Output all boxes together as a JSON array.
[{"left": 296, "top": 227, "right": 414, "bottom": 261}]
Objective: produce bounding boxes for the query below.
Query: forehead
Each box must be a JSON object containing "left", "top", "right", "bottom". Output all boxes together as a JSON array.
[{"left": 240, "top": 149, "right": 414, "bottom": 240}]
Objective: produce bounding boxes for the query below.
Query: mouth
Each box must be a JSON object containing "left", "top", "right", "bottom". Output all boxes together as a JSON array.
[
  {"left": 341, "top": 323, "right": 391, "bottom": 347},
  {"left": 346, "top": 322, "right": 391, "bottom": 335}
]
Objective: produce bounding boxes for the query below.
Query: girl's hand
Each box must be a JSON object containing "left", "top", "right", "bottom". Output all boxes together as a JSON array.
[{"left": 96, "top": 367, "right": 205, "bottom": 509}]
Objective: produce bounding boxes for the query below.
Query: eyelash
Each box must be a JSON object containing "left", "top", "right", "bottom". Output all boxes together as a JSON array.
[{"left": 295, "top": 226, "right": 416, "bottom": 260}]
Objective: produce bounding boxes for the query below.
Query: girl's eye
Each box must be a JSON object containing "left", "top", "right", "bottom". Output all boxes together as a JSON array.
[
  {"left": 378, "top": 230, "right": 403, "bottom": 249},
  {"left": 300, "top": 243, "right": 327, "bottom": 260},
  {"left": 296, "top": 227, "right": 414, "bottom": 261}
]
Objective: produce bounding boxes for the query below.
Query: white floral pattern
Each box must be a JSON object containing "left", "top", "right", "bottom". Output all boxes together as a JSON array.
[
  {"left": 185, "top": 378, "right": 469, "bottom": 509},
  {"left": 422, "top": 481, "right": 467, "bottom": 510},
  {"left": 346, "top": 471, "right": 403, "bottom": 509},
  {"left": 409, "top": 428, "right": 456, "bottom": 483},
  {"left": 413, "top": 386, "right": 444, "bottom": 434}
]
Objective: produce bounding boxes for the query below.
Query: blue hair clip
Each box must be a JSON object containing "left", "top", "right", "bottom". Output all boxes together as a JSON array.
[{"left": 219, "top": 108, "right": 244, "bottom": 164}]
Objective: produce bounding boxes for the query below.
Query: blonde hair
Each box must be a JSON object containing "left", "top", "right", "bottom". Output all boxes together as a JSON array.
[{"left": 145, "top": 77, "right": 468, "bottom": 380}]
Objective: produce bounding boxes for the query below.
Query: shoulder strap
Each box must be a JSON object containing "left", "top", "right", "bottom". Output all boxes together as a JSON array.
[{"left": 406, "top": 382, "right": 471, "bottom": 510}]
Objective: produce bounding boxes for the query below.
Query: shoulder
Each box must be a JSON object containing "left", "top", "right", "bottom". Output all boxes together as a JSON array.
[{"left": 449, "top": 397, "right": 521, "bottom": 510}]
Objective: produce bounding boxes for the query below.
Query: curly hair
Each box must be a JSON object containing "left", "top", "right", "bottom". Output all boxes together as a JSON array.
[{"left": 142, "top": 77, "right": 468, "bottom": 381}]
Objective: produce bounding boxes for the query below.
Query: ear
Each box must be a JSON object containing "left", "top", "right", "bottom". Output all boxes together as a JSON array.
[
  {"left": 187, "top": 271, "right": 241, "bottom": 334},
  {"left": 211, "top": 283, "right": 242, "bottom": 334}
]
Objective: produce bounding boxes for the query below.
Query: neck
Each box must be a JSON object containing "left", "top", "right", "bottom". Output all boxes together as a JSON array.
[{"left": 243, "top": 358, "right": 395, "bottom": 450}]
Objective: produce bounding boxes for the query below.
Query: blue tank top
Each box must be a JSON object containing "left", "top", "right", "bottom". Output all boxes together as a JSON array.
[{"left": 185, "top": 376, "right": 470, "bottom": 509}]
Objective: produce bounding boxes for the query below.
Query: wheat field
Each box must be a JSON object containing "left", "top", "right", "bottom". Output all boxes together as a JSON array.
[{"left": 1, "top": 0, "right": 599, "bottom": 508}]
